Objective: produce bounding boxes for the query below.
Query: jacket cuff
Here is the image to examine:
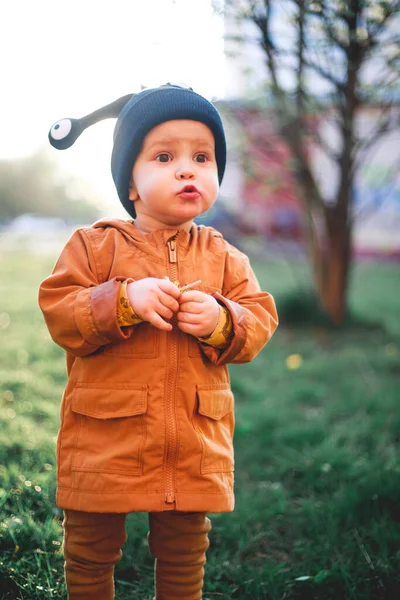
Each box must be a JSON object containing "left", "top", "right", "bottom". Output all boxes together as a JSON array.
[
  {"left": 118, "top": 280, "right": 143, "bottom": 326},
  {"left": 74, "top": 277, "right": 135, "bottom": 346},
  {"left": 198, "top": 292, "right": 247, "bottom": 365},
  {"left": 197, "top": 304, "right": 233, "bottom": 348}
]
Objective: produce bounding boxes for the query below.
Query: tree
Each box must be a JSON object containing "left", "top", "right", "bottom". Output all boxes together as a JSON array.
[
  {"left": 221, "top": 0, "right": 400, "bottom": 323},
  {"left": 0, "top": 152, "right": 101, "bottom": 224}
]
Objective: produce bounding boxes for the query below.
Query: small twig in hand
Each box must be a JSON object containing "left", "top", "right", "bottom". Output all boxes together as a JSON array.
[{"left": 179, "top": 280, "right": 202, "bottom": 293}]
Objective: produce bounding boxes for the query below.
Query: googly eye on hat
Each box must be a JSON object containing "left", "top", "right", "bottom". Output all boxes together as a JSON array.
[
  {"left": 48, "top": 83, "right": 226, "bottom": 218},
  {"left": 48, "top": 94, "right": 133, "bottom": 150}
]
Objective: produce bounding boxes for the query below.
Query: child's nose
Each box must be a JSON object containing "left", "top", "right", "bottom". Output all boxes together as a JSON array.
[{"left": 176, "top": 161, "right": 195, "bottom": 179}]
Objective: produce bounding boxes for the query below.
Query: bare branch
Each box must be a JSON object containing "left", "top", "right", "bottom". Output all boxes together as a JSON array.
[
  {"left": 310, "top": 128, "right": 341, "bottom": 165},
  {"left": 355, "top": 103, "right": 397, "bottom": 153},
  {"left": 353, "top": 106, "right": 400, "bottom": 175},
  {"left": 316, "top": 9, "right": 349, "bottom": 52},
  {"left": 365, "top": 1, "right": 400, "bottom": 43},
  {"left": 251, "top": 1, "right": 291, "bottom": 110},
  {"left": 302, "top": 58, "right": 347, "bottom": 92},
  {"left": 295, "top": 0, "right": 307, "bottom": 119}
]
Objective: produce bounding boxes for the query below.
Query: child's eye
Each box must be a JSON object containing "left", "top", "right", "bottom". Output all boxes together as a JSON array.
[
  {"left": 194, "top": 153, "right": 208, "bottom": 163},
  {"left": 156, "top": 153, "right": 171, "bottom": 163}
]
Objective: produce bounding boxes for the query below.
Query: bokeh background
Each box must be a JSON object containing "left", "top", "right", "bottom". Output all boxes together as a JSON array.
[{"left": 1, "top": 1, "right": 399, "bottom": 598}]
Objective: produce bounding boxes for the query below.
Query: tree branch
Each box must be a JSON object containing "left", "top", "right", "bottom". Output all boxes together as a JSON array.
[
  {"left": 353, "top": 106, "right": 400, "bottom": 175},
  {"left": 302, "top": 58, "right": 347, "bottom": 92},
  {"left": 295, "top": 0, "right": 306, "bottom": 119}
]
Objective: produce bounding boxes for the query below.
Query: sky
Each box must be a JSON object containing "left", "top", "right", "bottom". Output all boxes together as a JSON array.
[{"left": 0, "top": 0, "right": 227, "bottom": 214}]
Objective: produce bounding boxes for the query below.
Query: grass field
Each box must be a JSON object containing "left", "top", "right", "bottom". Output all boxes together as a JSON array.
[{"left": 0, "top": 247, "right": 399, "bottom": 599}]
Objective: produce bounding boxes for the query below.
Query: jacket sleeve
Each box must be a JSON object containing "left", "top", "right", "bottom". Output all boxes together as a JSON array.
[
  {"left": 38, "top": 229, "right": 134, "bottom": 357},
  {"left": 199, "top": 249, "right": 278, "bottom": 366}
]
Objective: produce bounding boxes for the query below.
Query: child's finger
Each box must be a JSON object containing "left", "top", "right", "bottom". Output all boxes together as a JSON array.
[
  {"left": 148, "top": 312, "right": 173, "bottom": 331},
  {"left": 158, "top": 279, "right": 181, "bottom": 299},
  {"left": 159, "top": 291, "right": 180, "bottom": 313},
  {"left": 178, "top": 301, "right": 203, "bottom": 314},
  {"left": 156, "top": 303, "right": 174, "bottom": 320},
  {"left": 178, "top": 290, "right": 205, "bottom": 304},
  {"left": 177, "top": 311, "right": 202, "bottom": 324},
  {"left": 177, "top": 321, "right": 203, "bottom": 335}
]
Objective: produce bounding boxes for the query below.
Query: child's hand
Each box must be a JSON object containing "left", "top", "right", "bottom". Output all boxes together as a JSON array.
[
  {"left": 127, "top": 278, "right": 181, "bottom": 331},
  {"left": 177, "top": 291, "right": 219, "bottom": 338}
]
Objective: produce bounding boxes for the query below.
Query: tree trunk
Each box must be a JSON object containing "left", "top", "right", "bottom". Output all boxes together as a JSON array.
[{"left": 319, "top": 205, "right": 352, "bottom": 325}]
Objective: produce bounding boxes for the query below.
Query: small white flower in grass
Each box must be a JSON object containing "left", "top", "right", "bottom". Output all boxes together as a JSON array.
[
  {"left": 270, "top": 482, "right": 282, "bottom": 491},
  {"left": 34, "top": 485, "right": 42, "bottom": 492},
  {"left": 321, "top": 463, "right": 332, "bottom": 473},
  {"left": 305, "top": 407, "right": 320, "bottom": 420},
  {"left": 24, "top": 480, "right": 32, "bottom": 487},
  {"left": 44, "top": 463, "right": 53, "bottom": 471},
  {"left": 6, "top": 409, "right": 16, "bottom": 419}
]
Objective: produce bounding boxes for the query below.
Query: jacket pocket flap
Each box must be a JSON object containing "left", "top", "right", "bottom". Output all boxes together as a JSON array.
[
  {"left": 196, "top": 384, "right": 234, "bottom": 420},
  {"left": 72, "top": 384, "right": 148, "bottom": 419}
]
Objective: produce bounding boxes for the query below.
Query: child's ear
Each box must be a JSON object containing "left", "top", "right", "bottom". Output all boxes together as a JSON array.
[{"left": 128, "top": 178, "right": 139, "bottom": 202}]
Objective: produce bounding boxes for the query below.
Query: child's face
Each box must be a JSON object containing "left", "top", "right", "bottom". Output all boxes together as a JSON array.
[{"left": 129, "top": 120, "right": 219, "bottom": 230}]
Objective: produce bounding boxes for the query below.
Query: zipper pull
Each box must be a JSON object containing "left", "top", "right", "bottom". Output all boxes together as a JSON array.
[
  {"left": 168, "top": 239, "right": 177, "bottom": 263},
  {"left": 165, "top": 492, "right": 175, "bottom": 503}
]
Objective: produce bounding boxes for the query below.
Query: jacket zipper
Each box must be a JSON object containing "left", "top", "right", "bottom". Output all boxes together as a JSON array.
[
  {"left": 168, "top": 238, "right": 177, "bottom": 263},
  {"left": 165, "top": 234, "right": 179, "bottom": 504}
]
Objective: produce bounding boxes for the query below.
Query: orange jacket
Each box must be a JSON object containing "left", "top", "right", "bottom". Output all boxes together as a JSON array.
[{"left": 39, "top": 220, "right": 278, "bottom": 514}]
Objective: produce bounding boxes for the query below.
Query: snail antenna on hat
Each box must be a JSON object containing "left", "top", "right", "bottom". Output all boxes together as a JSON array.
[{"left": 48, "top": 94, "right": 134, "bottom": 150}]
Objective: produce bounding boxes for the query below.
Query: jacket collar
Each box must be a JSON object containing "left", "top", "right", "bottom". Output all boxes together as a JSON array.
[
  {"left": 92, "top": 219, "right": 217, "bottom": 254},
  {"left": 91, "top": 218, "right": 206, "bottom": 253}
]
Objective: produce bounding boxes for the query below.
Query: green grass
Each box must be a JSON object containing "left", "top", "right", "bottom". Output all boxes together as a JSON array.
[{"left": 0, "top": 250, "right": 399, "bottom": 599}]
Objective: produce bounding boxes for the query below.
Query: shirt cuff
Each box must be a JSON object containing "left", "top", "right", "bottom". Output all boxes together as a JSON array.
[
  {"left": 117, "top": 280, "right": 143, "bottom": 326},
  {"left": 197, "top": 304, "right": 233, "bottom": 348}
]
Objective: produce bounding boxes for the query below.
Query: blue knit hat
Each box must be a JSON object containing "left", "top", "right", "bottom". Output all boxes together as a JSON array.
[{"left": 48, "top": 84, "right": 226, "bottom": 218}]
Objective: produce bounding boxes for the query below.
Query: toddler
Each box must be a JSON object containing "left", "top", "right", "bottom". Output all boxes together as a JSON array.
[{"left": 39, "top": 83, "right": 278, "bottom": 600}]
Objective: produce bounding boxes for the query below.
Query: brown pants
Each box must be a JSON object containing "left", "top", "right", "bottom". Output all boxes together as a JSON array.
[{"left": 63, "top": 509, "right": 212, "bottom": 600}]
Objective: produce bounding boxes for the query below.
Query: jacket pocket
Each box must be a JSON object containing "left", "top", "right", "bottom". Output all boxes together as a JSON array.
[
  {"left": 193, "top": 383, "right": 235, "bottom": 474},
  {"left": 71, "top": 383, "right": 148, "bottom": 476},
  {"left": 103, "top": 322, "right": 159, "bottom": 358}
]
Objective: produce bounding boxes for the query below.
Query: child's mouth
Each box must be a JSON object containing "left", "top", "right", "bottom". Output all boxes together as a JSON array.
[{"left": 177, "top": 185, "right": 200, "bottom": 199}]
